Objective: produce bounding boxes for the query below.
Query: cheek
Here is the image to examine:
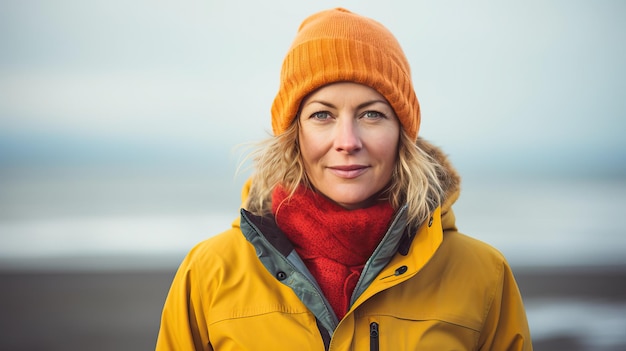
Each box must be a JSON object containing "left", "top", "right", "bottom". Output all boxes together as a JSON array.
[
  {"left": 373, "top": 136, "right": 400, "bottom": 179},
  {"left": 371, "top": 133, "right": 399, "bottom": 162},
  {"left": 298, "top": 130, "right": 324, "bottom": 169},
  {"left": 380, "top": 149, "right": 398, "bottom": 178}
]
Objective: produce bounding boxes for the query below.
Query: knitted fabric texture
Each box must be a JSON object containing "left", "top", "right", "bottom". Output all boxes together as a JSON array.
[
  {"left": 271, "top": 7, "right": 420, "bottom": 141},
  {"left": 272, "top": 185, "right": 394, "bottom": 319}
]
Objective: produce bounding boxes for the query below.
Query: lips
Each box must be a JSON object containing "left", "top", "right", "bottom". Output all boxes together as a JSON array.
[{"left": 327, "top": 165, "right": 369, "bottom": 179}]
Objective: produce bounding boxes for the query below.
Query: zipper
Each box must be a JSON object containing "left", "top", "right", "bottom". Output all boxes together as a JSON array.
[
  {"left": 370, "top": 322, "right": 379, "bottom": 351},
  {"left": 350, "top": 205, "right": 408, "bottom": 306}
]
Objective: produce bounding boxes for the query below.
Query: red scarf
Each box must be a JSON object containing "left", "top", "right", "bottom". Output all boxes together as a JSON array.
[{"left": 272, "top": 185, "right": 394, "bottom": 319}]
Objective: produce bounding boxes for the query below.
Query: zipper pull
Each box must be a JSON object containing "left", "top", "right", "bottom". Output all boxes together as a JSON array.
[{"left": 370, "top": 322, "right": 379, "bottom": 351}]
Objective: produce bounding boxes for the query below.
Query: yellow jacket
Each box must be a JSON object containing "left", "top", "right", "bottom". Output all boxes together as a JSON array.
[{"left": 156, "top": 141, "right": 532, "bottom": 351}]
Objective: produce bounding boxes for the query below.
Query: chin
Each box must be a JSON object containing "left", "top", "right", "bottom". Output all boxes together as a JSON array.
[{"left": 331, "top": 193, "right": 378, "bottom": 210}]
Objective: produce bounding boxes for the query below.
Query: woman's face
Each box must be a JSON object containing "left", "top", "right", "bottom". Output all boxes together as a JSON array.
[{"left": 298, "top": 82, "right": 400, "bottom": 209}]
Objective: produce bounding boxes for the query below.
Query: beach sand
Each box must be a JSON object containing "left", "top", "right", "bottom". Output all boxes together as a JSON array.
[{"left": 1, "top": 266, "right": 625, "bottom": 351}]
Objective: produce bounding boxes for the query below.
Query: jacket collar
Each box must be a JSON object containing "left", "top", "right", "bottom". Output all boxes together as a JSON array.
[
  {"left": 347, "top": 205, "right": 444, "bottom": 310},
  {"left": 238, "top": 202, "right": 446, "bottom": 309}
]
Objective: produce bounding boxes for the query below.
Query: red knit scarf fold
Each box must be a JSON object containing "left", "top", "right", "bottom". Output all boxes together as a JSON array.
[{"left": 272, "top": 185, "right": 394, "bottom": 319}]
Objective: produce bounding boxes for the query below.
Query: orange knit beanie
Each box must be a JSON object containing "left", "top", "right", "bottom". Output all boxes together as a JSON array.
[{"left": 271, "top": 8, "right": 420, "bottom": 140}]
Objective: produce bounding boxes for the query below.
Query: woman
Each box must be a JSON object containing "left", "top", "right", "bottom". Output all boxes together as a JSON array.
[{"left": 156, "top": 8, "right": 532, "bottom": 350}]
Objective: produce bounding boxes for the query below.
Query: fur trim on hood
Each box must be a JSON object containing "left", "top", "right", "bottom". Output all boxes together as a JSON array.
[{"left": 416, "top": 138, "right": 461, "bottom": 214}]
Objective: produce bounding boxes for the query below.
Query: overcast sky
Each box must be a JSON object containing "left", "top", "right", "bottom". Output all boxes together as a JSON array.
[{"left": 1, "top": 0, "right": 625, "bottom": 177}]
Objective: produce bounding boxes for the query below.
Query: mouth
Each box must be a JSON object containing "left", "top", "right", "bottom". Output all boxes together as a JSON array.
[{"left": 327, "top": 165, "right": 369, "bottom": 179}]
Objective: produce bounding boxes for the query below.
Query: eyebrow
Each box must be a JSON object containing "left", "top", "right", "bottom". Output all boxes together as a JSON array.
[{"left": 305, "top": 99, "right": 390, "bottom": 110}]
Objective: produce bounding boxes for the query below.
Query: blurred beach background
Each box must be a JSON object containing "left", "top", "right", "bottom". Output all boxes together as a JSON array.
[{"left": 1, "top": 1, "right": 625, "bottom": 350}]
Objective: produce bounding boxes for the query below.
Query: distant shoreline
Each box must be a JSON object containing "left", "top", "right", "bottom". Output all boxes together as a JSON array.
[{"left": 2, "top": 263, "right": 625, "bottom": 299}]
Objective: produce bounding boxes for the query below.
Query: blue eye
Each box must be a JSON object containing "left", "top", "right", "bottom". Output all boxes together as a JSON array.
[
  {"left": 310, "top": 111, "right": 331, "bottom": 120},
  {"left": 363, "top": 111, "right": 386, "bottom": 119}
]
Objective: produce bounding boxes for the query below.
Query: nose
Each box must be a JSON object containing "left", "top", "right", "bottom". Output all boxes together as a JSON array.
[{"left": 334, "top": 117, "right": 362, "bottom": 153}]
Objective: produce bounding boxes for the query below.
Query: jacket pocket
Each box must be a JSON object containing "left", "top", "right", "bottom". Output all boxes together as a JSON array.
[{"left": 355, "top": 315, "right": 479, "bottom": 350}]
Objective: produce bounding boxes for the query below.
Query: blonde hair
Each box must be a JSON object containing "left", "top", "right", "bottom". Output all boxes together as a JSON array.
[{"left": 244, "top": 122, "right": 445, "bottom": 227}]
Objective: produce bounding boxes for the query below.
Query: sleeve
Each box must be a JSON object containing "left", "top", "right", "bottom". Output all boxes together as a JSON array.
[
  {"left": 155, "top": 251, "right": 213, "bottom": 351},
  {"left": 478, "top": 261, "right": 533, "bottom": 351}
]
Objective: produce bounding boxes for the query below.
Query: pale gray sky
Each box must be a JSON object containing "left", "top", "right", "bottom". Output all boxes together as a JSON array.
[{"left": 1, "top": 0, "right": 625, "bottom": 177}]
